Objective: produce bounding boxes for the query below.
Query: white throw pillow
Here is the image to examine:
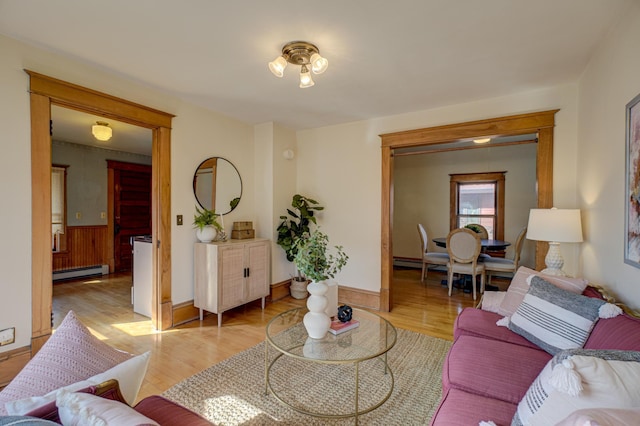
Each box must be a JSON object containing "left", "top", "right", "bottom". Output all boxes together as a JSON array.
[
  {"left": 5, "top": 351, "right": 150, "bottom": 415},
  {"left": 512, "top": 349, "right": 640, "bottom": 426},
  {"left": 555, "top": 407, "right": 640, "bottom": 426},
  {"left": 56, "top": 390, "right": 159, "bottom": 426}
]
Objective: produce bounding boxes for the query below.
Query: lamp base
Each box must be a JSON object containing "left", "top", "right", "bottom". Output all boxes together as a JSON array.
[
  {"left": 540, "top": 267, "right": 567, "bottom": 276},
  {"left": 543, "top": 242, "right": 567, "bottom": 276}
]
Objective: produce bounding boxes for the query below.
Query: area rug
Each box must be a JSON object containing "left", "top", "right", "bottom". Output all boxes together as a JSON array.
[{"left": 163, "top": 328, "right": 451, "bottom": 425}]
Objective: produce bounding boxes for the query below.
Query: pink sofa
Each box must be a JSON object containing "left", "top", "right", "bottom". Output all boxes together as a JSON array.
[{"left": 430, "top": 287, "right": 640, "bottom": 425}]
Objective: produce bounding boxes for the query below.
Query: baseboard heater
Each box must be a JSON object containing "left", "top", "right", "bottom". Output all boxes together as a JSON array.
[
  {"left": 393, "top": 257, "right": 447, "bottom": 272},
  {"left": 393, "top": 257, "right": 422, "bottom": 269},
  {"left": 53, "top": 265, "right": 109, "bottom": 282}
]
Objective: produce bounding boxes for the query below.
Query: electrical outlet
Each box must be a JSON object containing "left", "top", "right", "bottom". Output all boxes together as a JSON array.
[
  {"left": 75, "top": 212, "right": 82, "bottom": 219},
  {"left": 0, "top": 327, "right": 15, "bottom": 346},
  {"left": 100, "top": 212, "right": 106, "bottom": 219},
  {"left": 177, "top": 215, "right": 183, "bottom": 226}
]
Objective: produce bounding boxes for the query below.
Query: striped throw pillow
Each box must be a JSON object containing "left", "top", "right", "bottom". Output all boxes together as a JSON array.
[{"left": 509, "top": 276, "right": 605, "bottom": 355}]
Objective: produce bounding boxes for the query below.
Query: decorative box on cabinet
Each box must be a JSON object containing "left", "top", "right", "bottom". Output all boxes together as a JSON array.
[{"left": 194, "top": 238, "right": 270, "bottom": 327}]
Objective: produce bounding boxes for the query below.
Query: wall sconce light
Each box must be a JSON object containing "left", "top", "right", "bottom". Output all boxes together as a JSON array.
[
  {"left": 92, "top": 121, "right": 112, "bottom": 141},
  {"left": 269, "top": 41, "right": 328, "bottom": 88},
  {"left": 526, "top": 208, "right": 583, "bottom": 276}
]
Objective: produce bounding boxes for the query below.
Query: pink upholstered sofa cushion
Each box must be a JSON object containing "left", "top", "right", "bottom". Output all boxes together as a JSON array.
[
  {"left": 429, "top": 388, "right": 516, "bottom": 426},
  {"left": 584, "top": 312, "right": 640, "bottom": 351},
  {"left": 442, "top": 335, "right": 551, "bottom": 404},
  {"left": 453, "top": 308, "right": 540, "bottom": 349}
]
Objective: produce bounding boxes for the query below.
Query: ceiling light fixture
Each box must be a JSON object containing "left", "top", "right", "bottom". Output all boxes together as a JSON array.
[
  {"left": 473, "top": 138, "right": 491, "bottom": 144},
  {"left": 268, "top": 41, "right": 328, "bottom": 88},
  {"left": 92, "top": 121, "right": 112, "bottom": 141}
]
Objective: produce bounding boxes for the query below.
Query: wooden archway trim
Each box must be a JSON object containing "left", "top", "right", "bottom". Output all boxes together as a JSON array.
[
  {"left": 27, "top": 70, "right": 175, "bottom": 356},
  {"left": 379, "top": 110, "right": 558, "bottom": 312}
]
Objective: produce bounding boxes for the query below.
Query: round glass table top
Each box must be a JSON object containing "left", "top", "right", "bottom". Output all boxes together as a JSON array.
[{"left": 265, "top": 307, "right": 397, "bottom": 363}]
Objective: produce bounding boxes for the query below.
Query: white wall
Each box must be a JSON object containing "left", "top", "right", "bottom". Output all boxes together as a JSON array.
[
  {"left": 577, "top": 2, "right": 640, "bottom": 310},
  {"left": 0, "top": 34, "right": 255, "bottom": 354},
  {"left": 393, "top": 143, "right": 537, "bottom": 268},
  {"left": 296, "top": 84, "right": 581, "bottom": 293},
  {"left": 268, "top": 123, "right": 298, "bottom": 282}
]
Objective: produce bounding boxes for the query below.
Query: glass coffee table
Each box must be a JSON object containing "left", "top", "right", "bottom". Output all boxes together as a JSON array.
[{"left": 265, "top": 307, "right": 397, "bottom": 424}]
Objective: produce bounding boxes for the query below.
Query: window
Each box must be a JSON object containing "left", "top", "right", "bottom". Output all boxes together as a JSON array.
[
  {"left": 52, "top": 165, "right": 68, "bottom": 252},
  {"left": 450, "top": 172, "right": 505, "bottom": 240}
]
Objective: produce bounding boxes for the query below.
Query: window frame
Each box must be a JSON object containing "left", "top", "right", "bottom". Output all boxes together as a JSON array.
[
  {"left": 52, "top": 164, "right": 69, "bottom": 253},
  {"left": 450, "top": 171, "right": 506, "bottom": 240}
]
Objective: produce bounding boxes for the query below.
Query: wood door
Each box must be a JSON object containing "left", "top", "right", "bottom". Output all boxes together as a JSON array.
[
  {"left": 218, "top": 244, "right": 246, "bottom": 310},
  {"left": 246, "top": 241, "right": 269, "bottom": 301},
  {"left": 109, "top": 161, "right": 152, "bottom": 272}
]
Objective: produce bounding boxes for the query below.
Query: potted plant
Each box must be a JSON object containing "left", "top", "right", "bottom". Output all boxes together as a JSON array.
[
  {"left": 293, "top": 229, "right": 348, "bottom": 338},
  {"left": 293, "top": 229, "right": 348, "bottom": 283},
  {"left": 276, "top": 194, "right": 324, "bottom": 298},
  {"left": 193, "top": 205, "right": 222, "bottom": 243}
]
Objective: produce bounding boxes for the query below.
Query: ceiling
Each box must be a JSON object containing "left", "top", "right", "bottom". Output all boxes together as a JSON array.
[{"left": 0, "top": 0, "right": 633, "bottom": 153}]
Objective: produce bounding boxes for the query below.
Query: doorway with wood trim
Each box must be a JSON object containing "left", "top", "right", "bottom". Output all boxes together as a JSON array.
[
  {"left": 28, "top": 71, "right": 174, "bottom": 359},
  {"left": 379, "top": 110, "right": 558, "bottom": 312}
]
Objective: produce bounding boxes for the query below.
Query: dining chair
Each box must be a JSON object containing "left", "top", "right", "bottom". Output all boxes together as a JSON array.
[
  {"left": 483, "top": 227, "right": 527, "bottom": 287},
  {"left": 417, "top": 224, "right": 449, "bottom": 282},
  {"left": 464, "top": 223, "right": 492, "bottom": 259},
  {"left": 446, "top": 228, "right": 485, "bottom": 300}
]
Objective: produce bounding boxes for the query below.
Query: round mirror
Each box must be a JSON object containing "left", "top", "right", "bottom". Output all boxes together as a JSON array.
[{"left": 193, "top": 157, "right": 242, "bottom": 215}]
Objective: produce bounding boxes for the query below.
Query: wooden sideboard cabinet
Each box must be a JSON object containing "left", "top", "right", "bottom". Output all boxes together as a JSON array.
[{"left": 194, "top": 238, "right": 270, "bottom": 327}]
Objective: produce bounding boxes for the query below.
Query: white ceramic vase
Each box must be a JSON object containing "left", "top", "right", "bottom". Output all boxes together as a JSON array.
[
  {"left": 324, "top": 280, "right": 338, "bottom": 318},
  {"left": 303, "top": 280, "right": 331, "bottom": 339},
  {"left": 196, "top": 225, "right": 217, "bottom": 243}
]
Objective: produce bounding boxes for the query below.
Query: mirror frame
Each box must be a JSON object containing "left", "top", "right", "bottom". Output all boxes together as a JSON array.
[{"left": 192, "top": 157, "right": 242, "bottom": 215}]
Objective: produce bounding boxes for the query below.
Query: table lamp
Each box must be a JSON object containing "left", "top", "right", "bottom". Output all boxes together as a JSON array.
[{"left": 526, "top": 208, "right": 583, "bottom": 276}]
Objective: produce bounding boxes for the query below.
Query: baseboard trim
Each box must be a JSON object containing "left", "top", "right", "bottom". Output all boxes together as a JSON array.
[
  {"left": 172, "top": 301, "right": 200, "bottom": 326},
  {"left": 269, "top": 279, "right": 291, "bottom": 302},
  {"left": 0, "top": 346, "right": 31, "bottom": 388},
  {"left": 339, "top": 286, "right": 380, "bottom": 311}
]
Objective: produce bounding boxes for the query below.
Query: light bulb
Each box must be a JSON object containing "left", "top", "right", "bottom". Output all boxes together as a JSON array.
[
  {"left": 268, "top": 56, "right": 287, "bottom": 78},
  {"left": 299, "top": 65, "right": 315, "bottom": 88},
  {"left": 473, "top": 138, "right": 491, "bottom": 144},
  {"left": 92, "top": 121, "right": 112, "bottom": 141},
  {"left": 310, "top": 53, "right": 328, "bottom": 74}
]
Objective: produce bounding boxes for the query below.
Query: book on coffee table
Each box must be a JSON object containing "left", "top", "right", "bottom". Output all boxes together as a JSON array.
[{"left": 328, "top": 319, "right": 360, "bottom": 335}]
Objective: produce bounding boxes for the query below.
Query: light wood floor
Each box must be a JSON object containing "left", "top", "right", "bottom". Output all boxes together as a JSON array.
[{"left": 52, "top": 267, "right": 485, "bottom": 402}]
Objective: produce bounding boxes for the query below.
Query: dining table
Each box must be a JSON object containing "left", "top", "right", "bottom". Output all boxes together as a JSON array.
[{"left": 431, "top": 237, "right": 511, "bottom": 251}]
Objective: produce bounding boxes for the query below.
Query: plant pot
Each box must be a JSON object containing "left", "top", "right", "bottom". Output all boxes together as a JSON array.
[
  {"left": 196, "top": 225, "right": 217, "bottom": 243},
  {"left": 290, "top": 278, "right": 308, "bottom": 299}
]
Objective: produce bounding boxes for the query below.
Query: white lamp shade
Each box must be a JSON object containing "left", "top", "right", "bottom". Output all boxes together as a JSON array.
[
  {"left": 268, "top": 56, "right": 287, "bottom": 77},
  {"left": 527, "top": 208, "right": 583, "bottom": 243},
  {"left": 91, "top": 122, "right": 112, "bottom": 141},
  {"left": 310, "top": 53, "right": 328, "bottom": 74},
  {"left": 299, "top": 65, "right": 315, "bottom": 88}
]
